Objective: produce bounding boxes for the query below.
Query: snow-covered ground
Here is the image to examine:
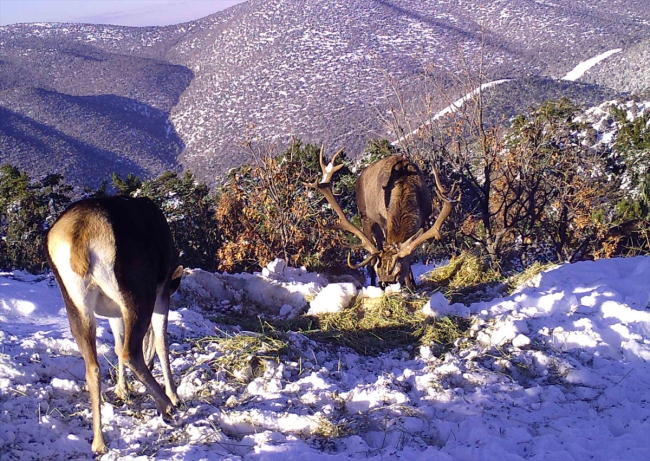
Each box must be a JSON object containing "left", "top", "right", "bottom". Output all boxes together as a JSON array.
[{"left": 1, "top": 256, "right": 649, "bottom": 460}]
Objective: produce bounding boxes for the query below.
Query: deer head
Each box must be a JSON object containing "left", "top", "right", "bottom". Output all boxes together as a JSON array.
[{"left": 307, "top": 146, "right": 456, "bottom": 289}]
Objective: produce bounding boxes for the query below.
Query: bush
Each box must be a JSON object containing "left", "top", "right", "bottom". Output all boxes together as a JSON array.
[
  {"left": 214, "top": 141, "right": 355, "bottom": 273},
  {"left": 0, "top": 165, "right": 72, "bottom": 273}
]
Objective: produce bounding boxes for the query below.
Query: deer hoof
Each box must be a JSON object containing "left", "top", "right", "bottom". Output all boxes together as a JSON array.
[
  {"left": 159, "top": 406, "right": 178, "bottom": 426},
  {"left": 114, "top": 385, "right": 129, "bottom": 402},
  {"left": 91, "top": 438, "right": 109, "bottom": 455}
]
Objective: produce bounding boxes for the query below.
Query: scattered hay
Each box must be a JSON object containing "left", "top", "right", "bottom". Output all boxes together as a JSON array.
[
  {"left": 307, "top": 293, "right": 469, "bottom": 355},
  {"left": 423, "top": 252, "right": 501, "bottom": 289},
  {"left": 421, "top": 252, "right": 503, "bottom": 304},
  {"left": 212, "top": 294, "right": 470, "bottom": 357},
  {"left": 312, "top": 416, "right": 349, "bottom": 438},
  {"left": 423, "top": 252, "right": 557, "bottom": 304},
  {"left": 196, "top": 331, "right": 289, "bottom": 383}
]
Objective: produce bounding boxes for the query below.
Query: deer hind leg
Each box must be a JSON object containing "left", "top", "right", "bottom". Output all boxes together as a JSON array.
[
  {"left": 151, "top": 291, "right": 179, "bottom": 406},
  {"left": 120, "top": 294, "right": 174, "bottom": 419},
  {"left": 63, "top": 286, "right": 108, "bottom": 455}
]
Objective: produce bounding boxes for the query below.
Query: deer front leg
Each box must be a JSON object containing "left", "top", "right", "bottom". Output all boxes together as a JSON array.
[
  {"left": 151, "top": 310, "right": 179, "bottom": 406},
  {"left": 405, "top": 266, "right": 416, "bottom": 290},
  {"left": 362, "top": 217, "right": 379, "bottom": 286}
]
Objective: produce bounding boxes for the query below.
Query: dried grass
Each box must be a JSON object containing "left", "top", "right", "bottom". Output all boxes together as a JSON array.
[
  {"left": 196, "top": 331, "right": 289, "bottom": 383},
  {"left": 306, "top": 293, "right": 469, "bottom": 355}
]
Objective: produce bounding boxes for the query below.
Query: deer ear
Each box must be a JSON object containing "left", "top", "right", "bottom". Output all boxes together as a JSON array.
[
  {"left": 377, "top": 156, "right": 402, "bottom": 189},
  {"left": 170, "top": 265, "right": 183, "bottom": 294}
]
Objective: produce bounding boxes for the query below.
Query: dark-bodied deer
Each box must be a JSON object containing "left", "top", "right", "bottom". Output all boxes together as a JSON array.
[
  {"left": 307, "top": 147, "right": 456, "bottom": 289},
  {"left": 46, "top": 196, "right": 183, "bottom": 455}
]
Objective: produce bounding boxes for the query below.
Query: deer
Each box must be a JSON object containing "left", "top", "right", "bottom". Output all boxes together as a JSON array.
[
  {"left": 306, "top": 147, "right": 456, "bottom": 289},
  {"left": 46, "top": 196, "right": 183, "bottom": 455}
]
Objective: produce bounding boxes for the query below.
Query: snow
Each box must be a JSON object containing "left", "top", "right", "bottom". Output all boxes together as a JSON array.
[
  {"left": 422, "top": 291, "right": 471, "bottom": 318},
  {"left": 178, "top": 259, "right": 327, "bottom": 315},
  {"left": 1, "top": 256, "right": 650, "bottom": 460},
  {"left": 307, "top": 283, "right": 357, "bottom": 315},
  {"left": 562, "top": 49, "right": 622, "bottom": 81}
]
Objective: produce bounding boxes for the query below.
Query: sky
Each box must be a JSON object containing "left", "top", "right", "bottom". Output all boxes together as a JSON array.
[{"left": 0, "top": 0, "right": 248, "bottom": 27}]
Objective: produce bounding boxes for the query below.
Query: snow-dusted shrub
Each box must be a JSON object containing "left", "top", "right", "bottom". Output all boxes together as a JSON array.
[
  {"left": 602, "top": 105, "right": 650, "bottom": 256},
  {"left": 137, "top": 171, "right": 222, "bottom": 272},
  {"left": 214, "top": 140, "right": 354, "bottom": 273},
  {"left": 0, "top": 165, "right": 72, "bottom": 273}
]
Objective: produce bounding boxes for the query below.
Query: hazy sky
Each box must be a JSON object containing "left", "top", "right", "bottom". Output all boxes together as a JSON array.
[{"left": 0, "top": 0, "right": 248, "bottom": 26}]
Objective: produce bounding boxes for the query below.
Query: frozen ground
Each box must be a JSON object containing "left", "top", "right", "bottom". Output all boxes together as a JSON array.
[{"left": 1, "top": 256, "right": 649, "bottom": 460}]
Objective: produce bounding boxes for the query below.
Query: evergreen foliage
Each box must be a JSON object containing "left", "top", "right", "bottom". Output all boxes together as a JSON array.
[
  {"left": 137, "top": 171, "right": 221, "bottom": 272},
  {"left": 606, "top": 104, "right": 650, "bottom": 255},
  {"left": 0, "top": 165, "right": 72, "bottom": 273},
  {"left": 610, "top": 105, "right": 650, "bottom": 220},
  {"left": 112, "top": 172, "right": 143, "bottom": 197}
]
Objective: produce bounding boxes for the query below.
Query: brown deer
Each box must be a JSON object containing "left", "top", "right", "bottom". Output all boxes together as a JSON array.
[
  {"left": 46, "top": 196, "right": 183, "bottom": 455},
  {"left": 307, "top": 147, "right": 456, "bottom": 289}
]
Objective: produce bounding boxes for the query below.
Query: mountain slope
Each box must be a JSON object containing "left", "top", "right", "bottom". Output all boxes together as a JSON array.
[
  {"left": 0, "top": 23, "right": 192, "bottom": 186},
  {"left": 0, "top": 0, "right": 648, "bottom": 187}
]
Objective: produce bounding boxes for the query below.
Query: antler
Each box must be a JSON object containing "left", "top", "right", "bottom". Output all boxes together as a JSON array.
[
  {"left": 395, "top": 167, "right": 459, "bottom": 259},
  {"left": 305, "top": 145, "right": 380, "bottom": 263}
]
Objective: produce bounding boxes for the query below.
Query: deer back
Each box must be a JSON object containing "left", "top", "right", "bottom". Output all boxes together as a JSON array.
[
  {"left": 356, "top": 156, "right": 432, "bottom": 245},
  {"left": 47, "top": 197, "right": 180, "bottom": 308}
]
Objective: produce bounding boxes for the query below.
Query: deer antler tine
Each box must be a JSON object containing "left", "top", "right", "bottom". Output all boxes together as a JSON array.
[
  {"left": 348, "top": 251, "right": 375, "bottom": 269},
  {"left": 323, "top": 147, "right": 346, "bottom": 181},
  {"left": 331, "top": 146, "right": 345, "bottom": 164},
  {"left": 431, "top": 164, "right": 452, "bottom": 196},
  {"left": 446, "top": 180, "right": 461, "bottom": 201},
  {"left": 317, "top": 146, "right": 346, "bottom": 184},
  {"left": 319, "top": 144, "right": 327, "bottom": 171},
  {"left": 307, "top": 145, "right": 380, "bottom": 257}
]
